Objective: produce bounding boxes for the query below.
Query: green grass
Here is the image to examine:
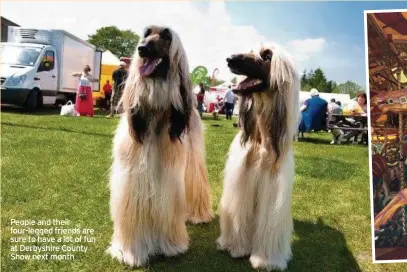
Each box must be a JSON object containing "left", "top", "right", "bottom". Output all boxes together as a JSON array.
[{"left": 1, "top": 107, "right": 406, "bottom": 271}]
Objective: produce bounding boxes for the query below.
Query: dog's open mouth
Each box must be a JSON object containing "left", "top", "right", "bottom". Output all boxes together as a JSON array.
[
  {"left": 233, "top": 77, "right": 267, "bottom": 94},
  {"left": 139, "top": 58, "right": 163, "bottom": 77}
]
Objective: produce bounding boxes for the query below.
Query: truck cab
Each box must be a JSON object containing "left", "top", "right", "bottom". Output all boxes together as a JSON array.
[
  {"left": 1, "top": 27, "right": 101, "bottom": 111},
  {"left": 1, "top": 41, "right": 57, "bottom": 109}
]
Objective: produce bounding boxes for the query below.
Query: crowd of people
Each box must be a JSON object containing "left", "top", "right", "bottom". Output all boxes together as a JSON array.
[
  {"left": 299, "top": 88, "right": 368, "bottom": 145},
  {"left": 72, "top": 63, "right": 239, "bottom": 121},
  {"left": 72, "top": 61, "right": 128, "bottom": 118},
  {"left": 71, "top": 69, "right": 367, "bottom": 146},
  {"left": 195, "top": 84, "right": 237, "bottom": 120}
]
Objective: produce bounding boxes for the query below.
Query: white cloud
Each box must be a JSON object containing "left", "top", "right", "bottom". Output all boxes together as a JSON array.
[
  {"left": 287, "top": 38, "right": 326, "bottom": 62},
  {"left": 1, "top": 1, "right": 331, "bottom": 82},
  {"left": 288, "top": 38, "right": 326, "bottom": 54}
]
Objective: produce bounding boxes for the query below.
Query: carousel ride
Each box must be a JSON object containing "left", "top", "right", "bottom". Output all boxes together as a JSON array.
[{"left": 368, "top": 11, "right": 407, "bottom": 258}]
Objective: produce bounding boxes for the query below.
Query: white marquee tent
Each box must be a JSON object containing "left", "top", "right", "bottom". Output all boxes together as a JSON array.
[{"left": 102, "top": 50, "right": 121, "bottom": 65}]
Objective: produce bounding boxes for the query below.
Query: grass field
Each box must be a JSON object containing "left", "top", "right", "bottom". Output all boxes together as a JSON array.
[{"left": 1, "top": 107, "right": 406, "bottom": 271}]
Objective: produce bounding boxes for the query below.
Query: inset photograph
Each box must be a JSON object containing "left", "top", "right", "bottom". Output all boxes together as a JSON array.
[{"left": 367, "top": 10, "right": 407, "bottom": 262}]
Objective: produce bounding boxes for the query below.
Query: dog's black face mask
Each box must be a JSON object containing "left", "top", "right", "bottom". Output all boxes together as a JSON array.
[
  {"left": 130, "top": 26, "right": 193, "bottom": 145},
  {"left": 138, "top": 26, "right": 172, "bottom": 79},
  {"left": 226, "top": 49, "right": 272, "bottom": 95}
]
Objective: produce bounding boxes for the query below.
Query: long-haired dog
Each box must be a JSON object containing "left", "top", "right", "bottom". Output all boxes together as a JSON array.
[
  {"left": 217, "top": 44, "right": 300, "bottom": 271},
  {"left": 107, "top": 26, "right": 214, "bottom": 267}
]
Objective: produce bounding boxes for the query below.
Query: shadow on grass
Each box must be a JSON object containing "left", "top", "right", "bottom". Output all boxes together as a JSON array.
[
  {"left": 290, "top": 217, "right": 361, "bottom": 272},
  {"left": 201, "top": 115, "right": 223, "bottom": 122},
  {"left": 1, "top": 105, "right": 61, "bottom": 116},
  {"left": 1, "top": 122, "right": 113, "bottom": 138},
  {"left": 298, "top": 133, "right": 368, "bottom": 148},
  {"left": 135, "top": 217, "right": 360, "bottom": 272},
  {"left": 298, "top": 135, "right": 332, "bottom": 145},
  {"left": 1, "top": 105, "right": 110, "bottom": 117}
]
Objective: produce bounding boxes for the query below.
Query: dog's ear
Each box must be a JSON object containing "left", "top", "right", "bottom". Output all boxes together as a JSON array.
[
  {"left": 129, "top": 105, "right": 150, "bottom": 144},
  {"left": 239, "top": 96, "right": 256, "bottom": 146},
  {"left": 266, "top": 88, "right": 287, "bottom": 163},
  {"left": 168, "top": 67, "right": 192, "bottom": 142}
]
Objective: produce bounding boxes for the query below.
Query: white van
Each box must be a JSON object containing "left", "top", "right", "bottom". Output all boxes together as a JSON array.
[{"left": 1, "top": 27, "right": 101, "bottom": 110}]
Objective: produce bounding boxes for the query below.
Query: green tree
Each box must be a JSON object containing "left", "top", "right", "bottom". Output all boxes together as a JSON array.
[
  {"left": 88, "top": 26, "right": 140, "bottom": 57},
  {"left": 231, "top": 77, "right": 238, "bottom": 84},
  {"left": 333, "top": 81, "right": 364, "bottom": 98},
  {"left": 301, "top": 70, "right": 309, "bottom": 89},
  {"left": 300, "top": 68, "right": 336, "bottom": 93},
  {"left": 302, "top": 84, "right": 313, "bottom": 92}
]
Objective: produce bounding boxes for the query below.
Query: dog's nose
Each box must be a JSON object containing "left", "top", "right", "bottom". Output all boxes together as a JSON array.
[
  {"left": 227, "top": 54, "right": 241, "bottom": 63},
  {"left": 138, "top": 45, "right": 150, "bottom": 57}
]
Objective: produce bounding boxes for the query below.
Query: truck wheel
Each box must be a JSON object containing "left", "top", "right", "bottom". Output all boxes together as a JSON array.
[
  {"left": 25, "top": 89, "right": 38, "bottom": 111},
  {"left": 37, "top": 91, "right": 44, "bottom": 108}
]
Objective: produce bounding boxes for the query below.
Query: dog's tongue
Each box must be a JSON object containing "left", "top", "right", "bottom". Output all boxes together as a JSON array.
[
  {"left": 140, "top": 58, "right": 161, "bottom": 76},
  {"left": 234, "top": 78, "right": 262, "bottom": 92}
]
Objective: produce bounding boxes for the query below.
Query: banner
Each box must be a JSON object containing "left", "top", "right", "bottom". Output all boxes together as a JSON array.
[{"left": 191, "top": 66, "right": 208, "bottom": 85}]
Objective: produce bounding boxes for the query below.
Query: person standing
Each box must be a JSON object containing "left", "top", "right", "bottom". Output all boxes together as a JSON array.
[
  {"left": 72, "top": 65, "right": 98, "bottom": 117},
  {"left": 196, "top": 83, "right": 205, "bottom": 118},
  {"left": 108, "top": 61, "right": 128, "bottom": 118},
  {"left": 102, "top": 80, "right": 112, "bottom": 112},
  {"left": 224, "top": 86, "right": 235, "bottom": 120}
]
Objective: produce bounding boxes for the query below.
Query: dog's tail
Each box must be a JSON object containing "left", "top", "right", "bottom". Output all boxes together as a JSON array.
[{"left": 184, "top": 112, "right": 214, "bottom": 224}]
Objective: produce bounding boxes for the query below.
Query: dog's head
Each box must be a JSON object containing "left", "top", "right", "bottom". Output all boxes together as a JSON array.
[
  {"left": 137, "top": 26, "right": 172, "bottom": 79},
  {"left": 226, "top": 48, "right": 272, "bottom": 94},
  {"left": 122, "top": 26, "right": 193, "bottom": 144},
  {"left": 228, "top": 44, "right": 299, "bottom": 163}
]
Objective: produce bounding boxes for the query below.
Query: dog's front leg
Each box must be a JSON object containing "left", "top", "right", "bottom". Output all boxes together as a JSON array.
[
  {"left": 217, "top": 176, "right": 254, "bottom": 258},
  {"left": 107, "top": 160, "right": 152, "bottom": 267},
  {"left": 156, "top": 167, "right": 189, "bottom": 257},
  {"left": 184, "top": 113, "right": 214, "bottom": 224},
  {"left": 249, "top": 155, "right": 294, "bottom": 271},
  {"left": 217, "top": 135, "right": 255, "bottom": 258}
]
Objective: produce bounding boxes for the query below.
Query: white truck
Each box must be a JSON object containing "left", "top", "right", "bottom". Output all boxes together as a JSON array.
[{"left": 1, "top": 27, "right": 102, "bottom": 110}]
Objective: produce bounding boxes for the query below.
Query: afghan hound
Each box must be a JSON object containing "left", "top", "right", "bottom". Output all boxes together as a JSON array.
[
  {"left": 107, "top": 26, "right": 214, "bottom": 267},
  {"left": 217, "top": 43, "right": 300, "bottom": 271}
]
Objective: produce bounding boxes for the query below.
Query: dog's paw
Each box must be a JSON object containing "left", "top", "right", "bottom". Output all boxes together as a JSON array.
[
  {"left": 159, "top": 240, "right": 189, "bottom": 257},
  {"left": 216, "top": 236, "right": 228, "bottom": 251},
  {"left": 106, "top": 245, "right": 124, "bottom": 262},
  {"left": 187, "top": 211, "right": 214, "bottom": 224},
  {"left": 106, "top": 245, "right": 149, "bottom": 268},
  {"left": 249, "top": 255, "right": 288, "bottom": 271},
  {"left": 229, "top": 244, "right": 250, "bottom": 259}
]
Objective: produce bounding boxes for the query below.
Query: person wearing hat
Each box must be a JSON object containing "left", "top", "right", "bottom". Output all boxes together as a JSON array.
[
  {"left": 298, "top": 88, "right": 328, "bottom": 137},
  {"left": 108, "top": 61, "right": 128, "bottom": 117}
]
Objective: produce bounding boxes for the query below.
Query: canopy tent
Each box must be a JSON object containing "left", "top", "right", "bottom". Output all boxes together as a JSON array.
[
  {"left": 93, "top": 50, "right": 121, "bottom": 103},
  {"left": 99, "top": 50, "right": 121, "bottom": 89},
  {"left": 368, "top": 12, "right": 407, "bottom": 258},
  {"left": 204, "top": 82, "right": 238, "bottom": 113},
  {"left": 209, "top": 81, "right": 236, "bottom": 92},
  {"left": 300, "top": 91, "right": 351, "bottom": 106},
  {"left": 101, "top": 50, "right": 121, "bottom": 65}
]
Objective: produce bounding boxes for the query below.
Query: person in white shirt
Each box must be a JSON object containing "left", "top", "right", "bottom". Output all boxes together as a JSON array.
[{"left": 224, "top": 86, "right": 235, "bottom": 120}]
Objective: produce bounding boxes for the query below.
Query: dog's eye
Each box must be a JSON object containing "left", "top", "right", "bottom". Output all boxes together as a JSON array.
[
  {"left": 261, "top": 49, "right": 273, "bottom": 61},
  {"left": 160, "top": 28, "right": 172, "bottom": 41},
  {"left": 144, "top": 28, "right": 151, "bottom": 38}
]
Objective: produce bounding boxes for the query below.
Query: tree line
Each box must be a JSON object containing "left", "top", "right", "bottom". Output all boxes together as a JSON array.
[{"left": 301, "top": 68, "right": 364, "bottom": 98}]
